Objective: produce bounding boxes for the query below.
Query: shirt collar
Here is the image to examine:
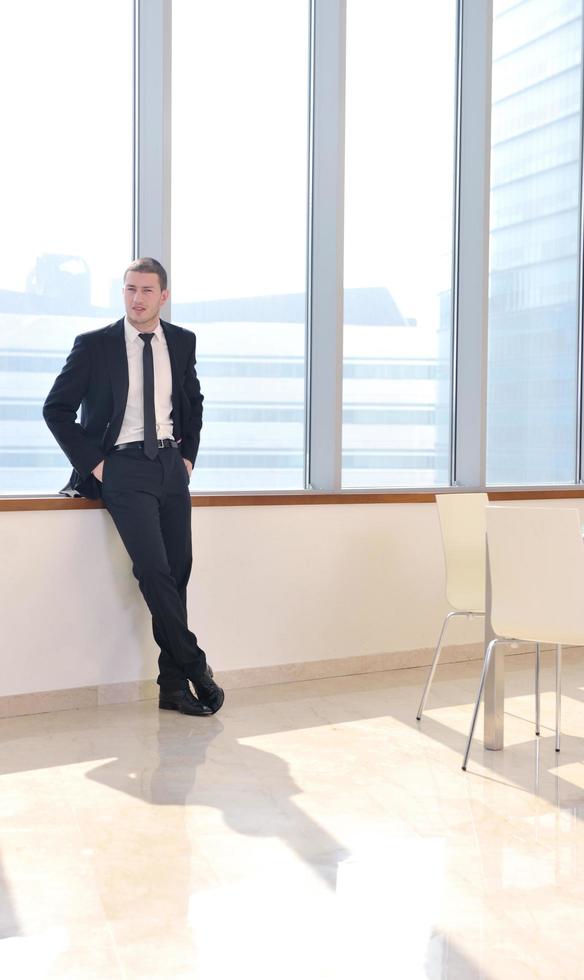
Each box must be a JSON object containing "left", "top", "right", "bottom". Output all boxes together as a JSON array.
[{"left": 124, "top": 316, "right": 162, "bottom": 342}]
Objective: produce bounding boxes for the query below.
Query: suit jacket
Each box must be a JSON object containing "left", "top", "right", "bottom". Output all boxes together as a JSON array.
[{"left": 43, "top": 317, "right": 204, "bottom": 499}]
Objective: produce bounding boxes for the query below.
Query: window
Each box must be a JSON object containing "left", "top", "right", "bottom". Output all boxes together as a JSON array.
[
  {"left": 5, "top": 1, "right": 584, "bottom": 503},
  {"left": 171, "top": 0, "right": 309, "bottom": 491},
  {"left": 342, "top": 0, "right": 457, "bottom": 489},
  {"left": 486, "top": 0, "right": 583, "bottom": 485},
  {"left": 0, "top": 0, "right": 134, "bottom": 494}
]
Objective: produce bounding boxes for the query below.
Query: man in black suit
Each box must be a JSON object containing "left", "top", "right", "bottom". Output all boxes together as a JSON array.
[{"left": 43, "top": 257, "right": 224, "bottom": 717}]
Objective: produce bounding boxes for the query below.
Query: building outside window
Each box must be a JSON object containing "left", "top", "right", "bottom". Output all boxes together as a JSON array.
[
  {"left": 0, "top": 0, "right": 134, "bottom": 495},
  {"left": 171, "top": 0, "right": 309, "bottom": 491},
  {"left": 486, "top": 0, "right": 583, "bottom": 485},
  {"left": 342, "top": 0, "right": 458, "bottom": 489}
]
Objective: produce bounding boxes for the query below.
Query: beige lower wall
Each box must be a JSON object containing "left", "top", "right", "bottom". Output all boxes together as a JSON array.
[{"left": 1, "top": 498, "right": 582, "bottom": 702}]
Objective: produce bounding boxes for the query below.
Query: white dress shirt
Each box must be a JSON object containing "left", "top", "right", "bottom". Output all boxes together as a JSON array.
[{"left": 116, "top": 318, "right": 174, "bottom": 445}]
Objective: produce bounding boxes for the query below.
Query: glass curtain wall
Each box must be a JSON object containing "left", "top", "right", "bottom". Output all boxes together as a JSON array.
[
  {"left": 486, "top": 0, "right": 583, "bottom": 485},
  {"left": 0, "top": 0, "right": 134, "bottom": 494},
  {"left": 5, "top": 2, "right": 584, "bottom": 497},
  {"left": 171, "top": 0, "right": 309, "bottom": 491},
  {"left": 341, "top": 0, "right": 458, "bottom": 488}
]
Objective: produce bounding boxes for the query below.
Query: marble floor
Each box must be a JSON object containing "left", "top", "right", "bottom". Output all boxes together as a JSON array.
[{"left": 2, "top": 651, "right": 584, "bottom": 979}]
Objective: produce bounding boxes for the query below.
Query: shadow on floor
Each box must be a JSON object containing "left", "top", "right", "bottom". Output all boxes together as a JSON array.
[{"left": 0, "top": 652, "right": 582, "bottom": 976}]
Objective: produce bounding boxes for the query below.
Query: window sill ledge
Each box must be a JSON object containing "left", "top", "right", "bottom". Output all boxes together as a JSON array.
[{"left": 2, "top": 487, "right": 584, "bottom": 512}]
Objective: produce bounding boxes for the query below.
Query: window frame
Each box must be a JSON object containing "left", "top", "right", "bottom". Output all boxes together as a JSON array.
[{"left": 5, "top": 0, "right": 584, "bottom": 506}]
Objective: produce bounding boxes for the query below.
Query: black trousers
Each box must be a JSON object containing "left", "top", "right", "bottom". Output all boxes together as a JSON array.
[{"left": 101, "top": 445, "right": 207, "bottom": 689}]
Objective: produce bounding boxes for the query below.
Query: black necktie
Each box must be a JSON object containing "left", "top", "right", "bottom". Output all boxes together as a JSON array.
[{"left": 139, "top": 333, "right": 158, "bottom": 459}]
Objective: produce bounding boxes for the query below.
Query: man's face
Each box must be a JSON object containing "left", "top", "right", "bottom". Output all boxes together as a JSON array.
[{"left": 123, "top": 271, "right": 169, "bottom": 329}]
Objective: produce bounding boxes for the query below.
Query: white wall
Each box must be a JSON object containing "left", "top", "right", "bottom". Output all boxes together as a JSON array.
[{"left": 2, "top": 499, "right": 582, "bottom": 697}]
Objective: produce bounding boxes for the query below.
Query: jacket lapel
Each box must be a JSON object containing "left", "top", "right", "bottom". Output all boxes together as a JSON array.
[
  {"left": 104, "top": 318, "right": 129, "bottom": 445},
  {"left": 161, "top": 320, "right": 182, "bottom": 435}
]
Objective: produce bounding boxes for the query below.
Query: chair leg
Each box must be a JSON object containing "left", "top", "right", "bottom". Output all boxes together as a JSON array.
[
  {"left": 555, "top": 644, "right": 562, "bottom": 753},
  {"left": 535, "top": 643, "right": 540, "bottom": 736},
  {"left": 416, "top": 612, "right": 457, "bottom": 720},
  {"left": 462, "top": 639, "right": 499, "bottom": 772}
]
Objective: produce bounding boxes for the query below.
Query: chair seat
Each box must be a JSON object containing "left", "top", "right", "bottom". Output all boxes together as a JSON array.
[{"left": 497, "top": 629, "right": 584, "bottom": 647}]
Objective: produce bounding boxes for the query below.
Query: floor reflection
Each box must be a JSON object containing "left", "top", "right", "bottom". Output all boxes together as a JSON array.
[{"left": 0, "top": 650, "right": 584, "bottom": 976}]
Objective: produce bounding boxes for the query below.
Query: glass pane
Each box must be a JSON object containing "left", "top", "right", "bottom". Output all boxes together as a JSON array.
[
  {"left": 0, "top": 0, "right": 134, "bottom": 495},
  {"left": 486, "top": 0, "right": 582, "bottom": 485},
  {"left": 342, "top": 0, "right": 457, "bottom": 488},
  {"left": 171, "top": 0, "right": 309, "bottom": 491}
]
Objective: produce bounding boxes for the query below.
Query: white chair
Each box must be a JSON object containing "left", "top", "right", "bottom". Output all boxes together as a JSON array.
[
  {"left": 417, "top": 492, "right": 488, "bottom": 720},
  {"left": 462, "top": 505, "right": 584, "bottom": 771}
]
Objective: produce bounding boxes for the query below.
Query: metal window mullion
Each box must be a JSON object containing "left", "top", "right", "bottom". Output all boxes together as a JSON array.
[
  {"left": 452, "top": 0, "right": 494, "bottom": 489},
  {"left": 449, "top": 0, "right": 464, "bottom": 486},
  {"left": 306, "top": 0, "right": 346, "bottom": 491},
  {"left": 576, "top": 8, "right": 584, "bottom": 483},
  {"left": 303, "top": 0, "right": 316, "bottom": 489},
  {"left": 135, "top": 0, "right": 172, "bottom": 294}
]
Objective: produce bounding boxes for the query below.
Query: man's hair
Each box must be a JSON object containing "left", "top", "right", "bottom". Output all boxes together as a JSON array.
[{"left": 124, "top": 257, "right": 168, "bottom": 291}]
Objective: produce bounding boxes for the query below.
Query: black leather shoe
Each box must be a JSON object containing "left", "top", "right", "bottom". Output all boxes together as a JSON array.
[
  {"left": 159, "top": 687, "right": 213, "bottom": 716},
  {"left": 193, "top": 667, "right": 225, "bottom": 714}
]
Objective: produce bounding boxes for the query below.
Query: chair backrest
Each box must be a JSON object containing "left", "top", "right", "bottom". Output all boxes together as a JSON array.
[
  {"left": 486, "top": 505, "right": 584, "bottom": 645},
  {"left": 436, "top": 492, "right": 488, "bottom": 613}
]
